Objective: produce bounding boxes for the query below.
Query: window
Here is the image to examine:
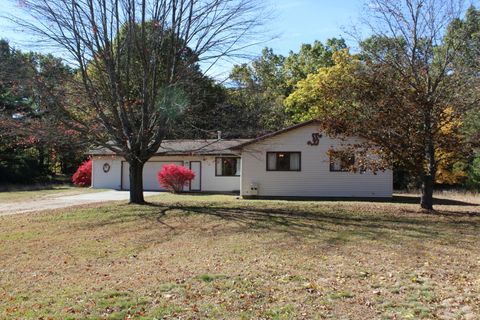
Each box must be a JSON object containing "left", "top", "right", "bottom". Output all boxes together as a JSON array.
[
  {"left": 267, "top": 152, "right": 301, "bottom": 171},
  {"left": 216, "top": 157, "right": 240, "bottom": 176},
  {"left": 330, "top": 151, "right": 355, "bottom": 172}
]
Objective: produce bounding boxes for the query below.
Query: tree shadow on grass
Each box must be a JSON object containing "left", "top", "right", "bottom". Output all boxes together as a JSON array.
[
  {"left": 240, "top": 195, "right": 478, "bottom": 207},
  {"left": 391, "top": 195, "right": 478, "bottom": 206},
  {"left": 130, "top": 202, "right": 480, "bottom": 245},
  {"left": 71, "top": 197, "right": 479, "bottom": 248}
]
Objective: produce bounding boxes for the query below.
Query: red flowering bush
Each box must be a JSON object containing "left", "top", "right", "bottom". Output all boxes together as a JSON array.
[
  {"left": 72, "top": 159, "right": 92, "bottom": 187},
  {"left": 157, "top": 164, "right": 195, "bottom": 193}
]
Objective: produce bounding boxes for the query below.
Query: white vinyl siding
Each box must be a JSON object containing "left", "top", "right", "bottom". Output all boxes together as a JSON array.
[
  {"left": 240, "top": 123, "right": 393, "bottom": 198},
  {"left": 92, "top": 158, "right": 122, "bottom": 189},
  {"left": 92, "top": 155, "right": 240, "bottom": 192}
]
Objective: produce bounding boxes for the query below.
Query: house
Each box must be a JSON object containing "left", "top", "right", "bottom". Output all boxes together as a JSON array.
[
  {"left": 90, "top": 120, "right": 393, "bottom": 198},
  {"left": 234, "top": 120, "right": 392, "bottom": 198},
  {"left": 90, "top": 139, "right": 247, "bottom": 192}
]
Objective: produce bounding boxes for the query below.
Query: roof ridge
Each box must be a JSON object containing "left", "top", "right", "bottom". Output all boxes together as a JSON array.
[
  {"left": 232, "top": 119, "right": 320, "bottom": 149},
  {"left": 89, "top": 138, "right": 252, "bottom": 156},
  {"left": 161, "top": 138, "right": 251, "bottom": 142}
]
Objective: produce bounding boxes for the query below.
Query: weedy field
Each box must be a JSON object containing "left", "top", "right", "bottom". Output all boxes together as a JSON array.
[{"left": 0, "top": 193, "right": 479, "bottom": 319}]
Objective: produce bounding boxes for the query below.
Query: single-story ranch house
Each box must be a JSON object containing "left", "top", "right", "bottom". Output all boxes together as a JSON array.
[{"left": 90, "top": 120, "right": 393, "bottom": 198}]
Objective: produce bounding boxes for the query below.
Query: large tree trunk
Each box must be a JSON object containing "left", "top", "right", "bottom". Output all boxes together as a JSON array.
[
  {"left": 421, "top": 138, "right": 436, "bottom": 210},
  {"left": 129, "top": 159, "right": 145, "bottom": 204},
  {"left": 420, "top": 174, "right": 434, "bottom": 210}
]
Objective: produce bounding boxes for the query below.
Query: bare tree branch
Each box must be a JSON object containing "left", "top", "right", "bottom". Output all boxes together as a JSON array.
[{"left": 5, "top": 0, "right": 268, "bottom": 203}]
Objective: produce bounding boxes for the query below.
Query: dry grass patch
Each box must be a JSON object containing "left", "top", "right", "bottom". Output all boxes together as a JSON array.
[
  {"left": 0, "top": 186, "right": 103, "bottom": 202},
  {"left": 0, "top": 193, "right": 479, "bottom": 319}
]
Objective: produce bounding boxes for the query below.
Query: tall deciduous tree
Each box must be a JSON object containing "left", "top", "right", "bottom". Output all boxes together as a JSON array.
[
  {"left": 0, "top": 39, "right": 84, "bottom": 183},
  {"left": 286, "top": 0, "right": 479, "bottom": 210},
  {"left": 225, "top": 38, "right": 347, "bottom": 136},
  {"left": 360, "top": 0, "right": 478, "bottom": 209},
  {"left": 446, "top": 6, "right": 480, "bottom": 189},
  {"left": 10, "top": 0, "right": 266, "bottom": 203},
  {"left": 283, "top": 38, "right": 346, "bottom": 91},
  {"left": 228, "top": 48, "right": 288, "bottom": 135}
]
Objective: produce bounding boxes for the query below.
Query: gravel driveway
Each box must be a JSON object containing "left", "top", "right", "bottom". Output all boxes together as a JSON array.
[{"left": 0, "top": 190, "right": 163, "bottom": 216}]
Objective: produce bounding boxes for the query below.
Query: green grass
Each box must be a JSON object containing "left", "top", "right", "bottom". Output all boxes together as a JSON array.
[
  {"left": 197, "top": 274, "right": 227, "bottom": 283},
  {"left": 0, "top": 193, "right": 479, "bottom": 319},
  {"left": 327, "top": 291, "right": 355, "bottom": 300}
]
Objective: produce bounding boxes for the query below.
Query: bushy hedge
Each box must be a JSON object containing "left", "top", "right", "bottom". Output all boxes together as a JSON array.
[
  {"left": 72, "top": 159, "right": 92, "bottom": 187},
  {"left": 157, "top": 164, "right": 195, "bottom": 193}
]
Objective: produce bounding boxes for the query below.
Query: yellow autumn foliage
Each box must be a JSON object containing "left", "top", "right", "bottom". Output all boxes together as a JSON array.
[
  {"left": 285, "top": 49, "right": 362, "bottom": 122},
  {"left": 435, "top": 107, "right": 467, "bottom": 184}
]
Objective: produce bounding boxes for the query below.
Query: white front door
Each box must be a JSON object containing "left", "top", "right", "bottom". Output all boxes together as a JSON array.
[
  {"left": 189, "top": 161, "right": 201, "bottom": 191},
  {"left": 121, "top": 161, "right": 184, "bottom": 191}
]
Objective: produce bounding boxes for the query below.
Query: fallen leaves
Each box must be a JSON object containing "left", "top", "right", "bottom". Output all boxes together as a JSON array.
[{"left": 0, "top": 194, "right": 478, "bottom": 318}]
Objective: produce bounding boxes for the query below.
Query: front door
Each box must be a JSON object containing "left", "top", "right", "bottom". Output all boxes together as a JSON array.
[{"left": 189, "top": 161, "right": 201, "bottom": 191}]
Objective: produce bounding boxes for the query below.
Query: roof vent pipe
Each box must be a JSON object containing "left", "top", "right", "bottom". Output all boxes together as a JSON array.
[{"left": 217, "top": 131, "right": 222, "bottom": 140}]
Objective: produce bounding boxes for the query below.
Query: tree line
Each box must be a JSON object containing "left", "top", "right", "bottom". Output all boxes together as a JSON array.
[
  {"left": 0, "top": 39, "right": 85, "bottom": 184},
  {"left": 2, "top": 0, "right": 479, "bottom": 209},
  {"left": 0, "top": 36, "right": 349, "bottom": 183}
]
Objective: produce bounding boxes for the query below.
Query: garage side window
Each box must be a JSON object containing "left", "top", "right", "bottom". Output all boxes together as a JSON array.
[
  {"left": 215, "top": 157, "right": 240, "bottom": 176},
  {"left": 329, "top": 151, "right": 355, "bottom": 172},
  {"left": 267, "top": 152, "right": 301, "bottom": 171}
]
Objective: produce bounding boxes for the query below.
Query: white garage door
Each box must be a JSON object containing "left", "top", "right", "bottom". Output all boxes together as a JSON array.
[{"left": 121, "top": 161, "right": 184, "bottom": 191}]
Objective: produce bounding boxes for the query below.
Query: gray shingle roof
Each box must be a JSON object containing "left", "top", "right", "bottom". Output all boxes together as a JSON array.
[{"left": 89, "top": 139, "right": 250, "bottom": 156}]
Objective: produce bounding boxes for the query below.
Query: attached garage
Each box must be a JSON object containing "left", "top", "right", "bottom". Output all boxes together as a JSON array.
[
  {"left": 121, "top": 161, "right": 184, "bottom": 191},
  {"left": 90, "top": 139, "right": 246, "bottom": 192}
]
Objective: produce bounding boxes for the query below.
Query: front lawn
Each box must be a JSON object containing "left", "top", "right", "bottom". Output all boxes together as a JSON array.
[
  {"left": 0, "top": 194, "right": 479, "bottom": 319},
  {"left": 0, "top": 186, "right": 103, "bottom": 202}
]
